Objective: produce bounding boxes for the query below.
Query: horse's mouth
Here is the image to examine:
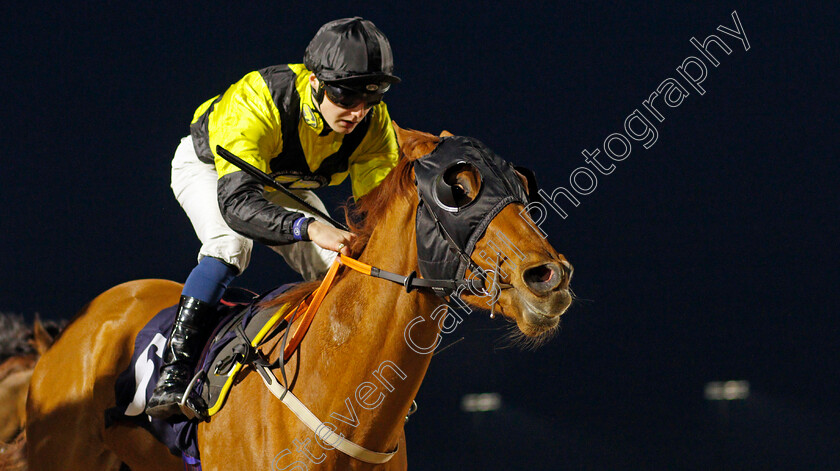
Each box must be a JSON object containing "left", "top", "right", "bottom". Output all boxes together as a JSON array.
[{"left": 514, "top": 288, "right": 572, "bottom": 336}]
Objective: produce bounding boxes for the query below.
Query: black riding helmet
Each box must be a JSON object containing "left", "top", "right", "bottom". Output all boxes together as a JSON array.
[{"left": 304, "top": 17, "right": 401, "bottom": 91}]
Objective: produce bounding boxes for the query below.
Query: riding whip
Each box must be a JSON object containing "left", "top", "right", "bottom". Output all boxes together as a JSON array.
[{"left": 215, "top": 145, "right": 350, "bottom": 232}]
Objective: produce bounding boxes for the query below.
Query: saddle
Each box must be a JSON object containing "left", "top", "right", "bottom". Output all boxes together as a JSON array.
[
  {"left": 105, "top": 282, "right": 308, "bottom": 462},
  {"left": 191, "top": 284, "right": 299, "bottom": 418}
]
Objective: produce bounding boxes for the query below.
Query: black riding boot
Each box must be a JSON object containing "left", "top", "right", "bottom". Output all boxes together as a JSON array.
[{"left": 145, "top": 295, "right": 214, "bottom": 419}]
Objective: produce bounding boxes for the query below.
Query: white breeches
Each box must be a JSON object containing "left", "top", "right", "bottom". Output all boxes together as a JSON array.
[{"left": 170, "top": 135, "right": 336, "bottom": 281}]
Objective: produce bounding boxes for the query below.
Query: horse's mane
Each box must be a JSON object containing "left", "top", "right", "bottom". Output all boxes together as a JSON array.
[
  {"left": 0, "top": 313, "right": 63, "bottom": 362},
  {"left": 262, "top": 129, "right": 440, "bottom": 311},
  {"left": 0, "top": 313, "right": 31, "bottom": 361},
  {"left": 343, "top": 154, "right": 417, "bottom": 254}
]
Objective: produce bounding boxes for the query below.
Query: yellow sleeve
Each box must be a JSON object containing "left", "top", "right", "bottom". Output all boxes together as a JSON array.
[
  {"left": 349, "top": 102, "right": 400, "bottom": 200},
  {"left": 207, "top": 71, "right": 284, "bottom": 178}
]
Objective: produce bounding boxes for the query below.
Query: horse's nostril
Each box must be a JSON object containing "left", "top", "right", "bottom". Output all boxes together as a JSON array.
[
  {"left": 523, "top": 263, "right": 562, "bottom": 293},
  {"left": 526, "top": 265, "right": 552, "bottom": 283}
]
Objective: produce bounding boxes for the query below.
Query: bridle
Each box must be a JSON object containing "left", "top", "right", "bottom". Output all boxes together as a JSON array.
[
  {"left": 339, "top": 136, "right": 534, "bottom": 302},
  {"left": 213, "top": 136, "right": 540, "bottom": 463},
  {"left": 412, "top": 136, "right": 537, "bottom": 298}
]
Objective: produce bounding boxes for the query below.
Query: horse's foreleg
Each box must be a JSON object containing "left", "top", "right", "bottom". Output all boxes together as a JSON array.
[{"left": 0, "top": 369, "right": 32, "bottom": 442}]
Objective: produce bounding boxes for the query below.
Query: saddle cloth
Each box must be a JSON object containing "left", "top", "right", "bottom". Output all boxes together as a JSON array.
[{"left": 105, "top": 283, "right": 300, "bottom": 467}]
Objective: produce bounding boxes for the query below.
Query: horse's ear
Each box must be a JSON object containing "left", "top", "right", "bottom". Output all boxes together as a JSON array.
[
  {"left": 440, "top": 130, "right": 454, "bottom": 137},
  {"left": 392, "top": 122, "right": 440, "bottom": 160},
  {"left": 31, "top": 315, "right": 55, "bottom": 355}
]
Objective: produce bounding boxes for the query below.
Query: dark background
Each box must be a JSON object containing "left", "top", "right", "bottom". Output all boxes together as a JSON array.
[{"left": 2, "top": 2, "right": 838, "bottom": 469}]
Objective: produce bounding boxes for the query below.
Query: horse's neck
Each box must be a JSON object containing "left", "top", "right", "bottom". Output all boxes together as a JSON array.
[{"left": 315, "top": 196, "right": 444, "bottom": 449}]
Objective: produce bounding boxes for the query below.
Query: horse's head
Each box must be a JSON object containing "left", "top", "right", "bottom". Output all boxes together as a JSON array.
[{"left": 394, "top": 124, "right": 573, "bottom": 344}]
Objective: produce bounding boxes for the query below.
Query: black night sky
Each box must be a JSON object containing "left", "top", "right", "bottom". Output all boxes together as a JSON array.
[{"left": 1, "top": 2, "right": 838, "bottom": 469}]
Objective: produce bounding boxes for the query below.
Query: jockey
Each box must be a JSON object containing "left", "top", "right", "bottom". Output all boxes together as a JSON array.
[{"left": 146, "top": 17, "right": 401, "bottom": 419}]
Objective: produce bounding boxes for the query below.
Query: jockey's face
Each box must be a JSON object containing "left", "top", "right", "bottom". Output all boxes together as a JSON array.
[{"left": 310, "top": 75, "right": 372, "bottom": 134}]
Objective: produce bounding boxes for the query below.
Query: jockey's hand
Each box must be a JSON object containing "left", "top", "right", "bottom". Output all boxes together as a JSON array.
[{"left": 307, "top": 220, "right": 356, "bottom": 256}]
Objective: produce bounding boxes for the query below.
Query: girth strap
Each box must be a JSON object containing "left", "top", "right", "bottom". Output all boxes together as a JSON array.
[{"left": 252, "top": 360, "right": 399, "bottom": 464}]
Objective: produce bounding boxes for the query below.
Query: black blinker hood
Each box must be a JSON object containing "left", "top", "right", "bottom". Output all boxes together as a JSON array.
[{"left": 414, "top": 136, "right": 530, "bottom": 296}]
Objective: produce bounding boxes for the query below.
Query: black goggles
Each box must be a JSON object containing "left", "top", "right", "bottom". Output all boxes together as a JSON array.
[{"left": 323, "top": 82, "right": 390, "bottom": 109}]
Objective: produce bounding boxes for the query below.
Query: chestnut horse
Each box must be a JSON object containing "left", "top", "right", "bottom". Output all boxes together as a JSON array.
[
  {"left": 0, "top": 317, "right": 56, "bottom": 444},
  {"left": 23, "top": 126, "right": 572, "bottom": 470}
]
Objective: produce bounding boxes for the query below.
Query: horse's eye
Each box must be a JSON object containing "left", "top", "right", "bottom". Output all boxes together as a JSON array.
[
  {"left": 433, "top": 162, "right": 482, "bottom": 212},
  {"left": 451, "top": 183, "right": 468, "bottom": 204}
]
